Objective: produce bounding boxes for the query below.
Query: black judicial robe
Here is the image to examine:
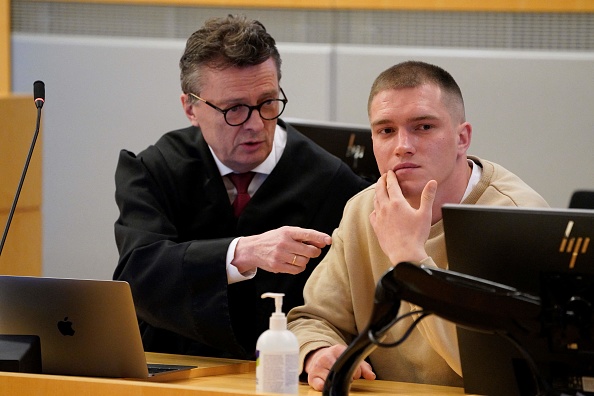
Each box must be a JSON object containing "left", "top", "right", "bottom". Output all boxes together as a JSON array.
[{"left": 113, "top": 120, "right": 370, "bottom": 359}]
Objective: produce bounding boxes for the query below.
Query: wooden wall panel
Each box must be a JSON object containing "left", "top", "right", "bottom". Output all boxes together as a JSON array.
[{"left": 0, "top": 95, "right": 42, "bottom": 275}]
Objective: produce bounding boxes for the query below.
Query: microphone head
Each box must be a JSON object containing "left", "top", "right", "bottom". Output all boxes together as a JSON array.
[{"left": 34, "top": 80, "right": 45, "bottom": 109}]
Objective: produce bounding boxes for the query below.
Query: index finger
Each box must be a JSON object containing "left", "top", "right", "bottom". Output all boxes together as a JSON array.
[
  {"left": 293, "top": 227, "right": 332, "bottom": 248},
  {"left": 375, "top": 173, "right": 388, "bottom": 199},
  {"left": 376, "top": 171, "right": 403, "bottom": 201},
  {"left": 385, "top": 170, "right": 404, "bottom": 198}
]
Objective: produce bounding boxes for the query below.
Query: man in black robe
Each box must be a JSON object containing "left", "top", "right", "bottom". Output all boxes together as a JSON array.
[{"left": 113, "top": 15, "right": 370, "bottom": 360}]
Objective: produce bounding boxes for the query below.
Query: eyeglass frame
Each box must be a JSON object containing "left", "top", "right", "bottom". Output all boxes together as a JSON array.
[{"left": 187, "top": 88, "right": 288, "bottom": 127}]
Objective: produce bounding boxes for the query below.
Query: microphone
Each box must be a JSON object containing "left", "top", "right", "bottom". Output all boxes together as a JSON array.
[
  {"left": 34, "top": 80, "right": 45, "bottom": 109},
  {"left": 0, "top": 81, "right": 45, "bottom": 257}
]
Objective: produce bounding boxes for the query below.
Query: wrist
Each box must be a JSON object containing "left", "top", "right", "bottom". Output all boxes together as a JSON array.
[
  {"left": 390, "top": 251, "right": 428, "bottom": 266},
  {"left": 230, "top": 237, "right": 254, "bottom": 274}
]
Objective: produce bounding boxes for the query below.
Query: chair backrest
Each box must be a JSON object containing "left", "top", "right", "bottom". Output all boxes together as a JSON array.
[
  {"left": 284, "top": 117, "right": 379, "bottom": 182},
  {"left": 569, "top": 190, "right": 594, "bottom": 209}
]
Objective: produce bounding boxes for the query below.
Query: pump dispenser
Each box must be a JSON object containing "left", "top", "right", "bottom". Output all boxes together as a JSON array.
[{"left": 256, "top": 292, "right": 299, "bottom": 394}]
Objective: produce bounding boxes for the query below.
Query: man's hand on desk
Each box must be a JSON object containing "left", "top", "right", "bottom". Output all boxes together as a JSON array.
[
  {"left": 304, "top": 345, "right": 376, "bottom": 391},
  {"left": 232, "top": 226, "right": 332, "bottom": 275}
]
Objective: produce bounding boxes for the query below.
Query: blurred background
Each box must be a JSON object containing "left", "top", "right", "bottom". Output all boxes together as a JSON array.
[{"left": 3, "top": 1, "right": 594, "bottom": 279}]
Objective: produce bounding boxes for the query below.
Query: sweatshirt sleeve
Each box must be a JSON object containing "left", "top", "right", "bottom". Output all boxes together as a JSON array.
[
  {"left": 409, "top": 257, "right": 462, "bottom": 376},
  {"left": 287, "top": 226, "right": 359, "bottom": 373}
]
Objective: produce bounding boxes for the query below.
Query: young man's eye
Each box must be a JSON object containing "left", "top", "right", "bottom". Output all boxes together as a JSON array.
[
  {"left": 379, "top": 127, "right": 395, "bottom": 134},
  {"left": 418, "top": 124, "right": 433, "bottom": 131}
]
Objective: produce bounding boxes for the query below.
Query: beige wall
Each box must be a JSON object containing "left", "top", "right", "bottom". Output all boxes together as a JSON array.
[{"left": 12, "top": 34, "right": 594, "bottom": 280}]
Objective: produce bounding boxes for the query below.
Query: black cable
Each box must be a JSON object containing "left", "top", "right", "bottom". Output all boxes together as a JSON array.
[
  {"left": 500, "top": 332, "right": 558, "bottom": 396},
  {"left": 367, "top": 310, "right": 560, "bottom": 396},
  {"left": 368, "top": 310, "right": 431, "bottom": 348}
]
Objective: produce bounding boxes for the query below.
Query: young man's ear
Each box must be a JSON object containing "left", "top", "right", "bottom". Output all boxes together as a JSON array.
[{"left": 457, "top": 122, "right": 472, "bottom": 153}]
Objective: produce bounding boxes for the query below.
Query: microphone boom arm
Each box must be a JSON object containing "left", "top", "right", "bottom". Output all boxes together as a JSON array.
[{"left": 323, "top": 262, "right": 542, "bottom": 396}]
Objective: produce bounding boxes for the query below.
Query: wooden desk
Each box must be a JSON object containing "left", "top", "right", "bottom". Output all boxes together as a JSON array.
[{"left": 0, "top": 352, "right": 467, "bottom": 395}]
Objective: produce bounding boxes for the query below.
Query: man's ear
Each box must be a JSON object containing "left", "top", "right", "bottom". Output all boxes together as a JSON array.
[
  {"left": 457, "top": 122, "right": 472, "bottom": 153},
  {"left": 181, "top": 93, "right": 200, "bottom": 127}
]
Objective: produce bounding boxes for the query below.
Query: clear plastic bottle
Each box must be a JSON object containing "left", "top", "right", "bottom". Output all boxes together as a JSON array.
[{"left": 256, "top": 292, "right": 299, "bottom": 394}]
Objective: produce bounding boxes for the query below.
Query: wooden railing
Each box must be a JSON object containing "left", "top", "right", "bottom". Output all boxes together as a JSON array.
[
  {"left": 2, "top": 0, "right": 593, "bottom": 95},
  {"left": 22, "top": 0, "right": 594, "bottom": 12}
]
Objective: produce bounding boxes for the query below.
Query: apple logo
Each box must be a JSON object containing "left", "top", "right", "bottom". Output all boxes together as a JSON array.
[{"left": 57, "top": 317, "right": 75, "bottom": 336}]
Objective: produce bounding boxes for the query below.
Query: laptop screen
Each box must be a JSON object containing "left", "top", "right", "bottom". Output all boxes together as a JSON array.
[
  {"left": 0, "top": 276, "right": 150, "bottom": 378},
  {"left": 442, "top": 204, "right": 594, "bottom": 396}
]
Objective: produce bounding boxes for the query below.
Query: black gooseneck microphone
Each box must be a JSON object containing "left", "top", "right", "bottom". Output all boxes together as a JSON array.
[
  {"left": 34, "top": 80, "right": 45, "bottom": 109},
  {"left": 0, "top": 81, "right": 45, "bottom": 257}
]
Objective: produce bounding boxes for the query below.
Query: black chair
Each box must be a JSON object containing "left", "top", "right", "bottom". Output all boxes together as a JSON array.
[
  {"left": 285, "top": 117, "right": 380, "bottom": 182},
  {"left": 568, "top": 190, "right": 594, "bottom": 209}
]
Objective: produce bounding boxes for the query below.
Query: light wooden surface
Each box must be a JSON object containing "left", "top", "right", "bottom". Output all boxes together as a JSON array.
[
  {"left": 0, "top": 94, "right": 42, "bottom": 276},
  {"left": 0, "top": 352, "right": 468, "bottom": 395}
]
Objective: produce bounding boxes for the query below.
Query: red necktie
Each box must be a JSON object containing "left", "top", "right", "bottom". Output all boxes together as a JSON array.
[{"left": 228, "top": 172, "right": 255, "bottom": 217}]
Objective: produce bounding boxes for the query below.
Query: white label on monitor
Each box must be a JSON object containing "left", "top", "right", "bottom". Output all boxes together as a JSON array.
[{"left": 583, "top": 376, "right": 594, "bottom": 392}]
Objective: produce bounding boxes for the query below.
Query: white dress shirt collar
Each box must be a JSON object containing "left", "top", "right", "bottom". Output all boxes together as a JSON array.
[{"left": 208, "top": 124, "right": 287, "bottom": 177}]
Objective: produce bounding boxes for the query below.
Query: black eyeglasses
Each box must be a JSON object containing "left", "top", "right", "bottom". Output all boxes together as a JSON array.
[{"left": 188, "top": 88, "right": 288, "bottom": 127}]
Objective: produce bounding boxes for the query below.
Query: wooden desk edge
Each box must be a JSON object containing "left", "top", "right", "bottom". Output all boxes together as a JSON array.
[
  {"left": 0, "top": 352, "right": 468, "bottom": 395},
  {"left": 143, "top": 352, "right": 256, "bottom": 382}
]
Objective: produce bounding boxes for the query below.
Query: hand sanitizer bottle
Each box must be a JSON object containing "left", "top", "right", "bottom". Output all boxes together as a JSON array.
[{"left": 256, "top": 292, "right": 299, "bottom": 394}]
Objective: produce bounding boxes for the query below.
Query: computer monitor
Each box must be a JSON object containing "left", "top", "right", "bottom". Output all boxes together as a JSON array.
[
  {"left": 284, "top": 118, "right": 379, "bottom": 182},
  {"left": 443, "top": 204, "right": 594, "bottom": 396}
]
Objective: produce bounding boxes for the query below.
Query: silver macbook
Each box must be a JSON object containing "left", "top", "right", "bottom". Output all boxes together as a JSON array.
[{"left": 0, "top": 276, "right": 192, "bottom": 378}]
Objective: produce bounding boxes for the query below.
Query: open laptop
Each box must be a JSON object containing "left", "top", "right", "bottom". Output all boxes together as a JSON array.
[
  {"left": 442, "top": 204, "right": 594, "bottom": 396},
  {"left": 0, "top": 276, "right": 194, "bottom": 378}
]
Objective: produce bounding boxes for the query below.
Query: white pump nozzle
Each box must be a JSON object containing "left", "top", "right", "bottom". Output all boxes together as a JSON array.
[
  {"left": 262, "top": 292, "right": 284, "bottom": 313},
  {"left": 261, "top": 292, "right": 287, "bottom": 331}
]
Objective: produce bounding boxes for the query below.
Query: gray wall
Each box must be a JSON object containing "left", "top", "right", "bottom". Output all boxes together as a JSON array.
[{"left": 11, "top": 33, "right": 594, "bottom": 280}]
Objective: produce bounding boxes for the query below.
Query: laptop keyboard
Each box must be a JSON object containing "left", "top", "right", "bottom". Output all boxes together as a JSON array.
[{"left": 147, "top": 363, "right": 196, "bottom": 376}]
